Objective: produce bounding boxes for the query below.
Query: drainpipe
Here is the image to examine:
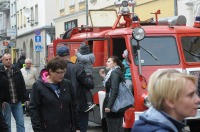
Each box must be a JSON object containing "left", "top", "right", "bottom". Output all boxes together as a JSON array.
[
  {"left": 85, "top": 0, "right": 88, "bottom": 26},
  {"left": 174, "top": 0, "right": 177, "bottom": 16},
  {"left": 15, "top": 0, "right": 18, "bottom": 52}
]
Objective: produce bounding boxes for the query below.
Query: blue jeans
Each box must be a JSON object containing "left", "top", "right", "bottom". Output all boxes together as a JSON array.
[
  {"left": 3, "top": 102, "right": 25, "bottom": 132},
  {"left": 79, "top": 111, "right": 89, "bottom": 132}
]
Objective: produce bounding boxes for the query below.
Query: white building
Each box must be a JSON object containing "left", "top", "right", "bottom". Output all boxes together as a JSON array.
[
  {"left": 0, "top": 0, "right": 11, "bottom": 55},
  {"left": 54, "top": 0, "right": 120, "bottom": 38},
  {"left": 178, "top": 0, "right": 200, "bottom": 26},
  {"left": 15, "top": 0, "right": 56, "bottom": 70}
]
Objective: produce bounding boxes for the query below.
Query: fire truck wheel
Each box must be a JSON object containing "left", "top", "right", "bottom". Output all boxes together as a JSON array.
[
  {"left": 187, "top": 119, "right": 200, "bottom": 132},
  {"left": 124, "top": 128, "right": 131, "bottom": 132},
  {"left": 101, "top": 118, "right": 107, "bottom": 132}
]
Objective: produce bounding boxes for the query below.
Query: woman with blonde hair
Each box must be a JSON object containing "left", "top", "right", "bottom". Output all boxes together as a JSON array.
[{"left": 132, "top": 69, "right": 200, "bottom": 132}]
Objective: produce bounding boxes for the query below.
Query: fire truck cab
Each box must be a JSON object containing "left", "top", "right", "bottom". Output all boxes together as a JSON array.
[{"left": 51, "top": 0, "right": 200, "bottom": 131}]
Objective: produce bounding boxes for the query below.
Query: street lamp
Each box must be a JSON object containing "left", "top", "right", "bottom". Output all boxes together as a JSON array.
[{"left": 24, "top": 8, "right": 35, "bottom": 25}]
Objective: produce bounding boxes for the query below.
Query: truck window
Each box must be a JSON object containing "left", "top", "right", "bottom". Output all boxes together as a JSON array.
[
  {"left": 181, "top": 36, "right": 200, "bottom": 62},
  {"left": 131, "top": 36, "right": 180, "bottom": 66},
  {"left": 113, "top": 38, "right": 126, "bottom": 61}
]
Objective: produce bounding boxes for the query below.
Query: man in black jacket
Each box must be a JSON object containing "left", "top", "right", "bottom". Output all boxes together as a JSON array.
[
  {"left": 16, "top": 51, "right": 25, "bottom": 69},
  {"left": 57, "top": 46, "right": 94, "bottom": 132},
  {"left": 0, "top": 53, "right": 28, "bottom": 132}
]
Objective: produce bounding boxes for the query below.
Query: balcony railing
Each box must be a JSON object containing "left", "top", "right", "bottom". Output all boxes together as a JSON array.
[{"left": 0, "top": 0, "right": 10, "bottom": 13}]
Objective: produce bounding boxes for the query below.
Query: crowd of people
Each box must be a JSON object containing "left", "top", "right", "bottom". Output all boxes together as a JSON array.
[{"left": 0, "top": 44, "right": 199, "bottom": 132}]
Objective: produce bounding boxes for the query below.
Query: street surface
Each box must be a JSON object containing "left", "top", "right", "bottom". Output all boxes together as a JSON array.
[{"left": 11, "top": 115, "right": 102, "bottom": 132}]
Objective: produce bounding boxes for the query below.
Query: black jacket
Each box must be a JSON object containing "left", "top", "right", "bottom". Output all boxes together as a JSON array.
[
  {"left": 16, "top": 56, "right": 25, "bottom": 69},
  {"left": 0, "top": 101, "right": 9, "bottom": 132},
  {"left": 29, "top": 69, "right": 80, "bottom": 132},
  {"left": 103, "top": 68, "right": 125, "bottom": 118},
  {"left": 64, "top": 61, "right": 94, "bottom": 111},
  {"left": 0, "top": 65, "right": 27, "bottom": 103}
]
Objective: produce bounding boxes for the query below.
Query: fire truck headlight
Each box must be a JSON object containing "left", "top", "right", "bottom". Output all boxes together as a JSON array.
[
  {"left": 128, "top": 0, "right": 136, "bottom": 6},
  {"left": 132, "top": 27, "right": 145, "bottom": 41},
  {"left": 141, "top": 93, "right": 151, "bottom": 108},
  {"left": 144, "top": 96, "right": 151, "bottom": 108},
  {"left": 114, "top": 1, "right": 122, "bottom": 7}
]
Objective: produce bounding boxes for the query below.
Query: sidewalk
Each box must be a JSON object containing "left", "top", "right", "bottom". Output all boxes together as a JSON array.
[
  {"left": 11, "top": 115, "right": 101, "bottom": 132},
  {"left": 11, "top": 115, "right": 33, "bottom": 132}
]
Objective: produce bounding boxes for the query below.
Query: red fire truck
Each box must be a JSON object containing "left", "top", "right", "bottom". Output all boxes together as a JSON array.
[{"left": 50, "top": 0, "right": 200, "bottom": 131}]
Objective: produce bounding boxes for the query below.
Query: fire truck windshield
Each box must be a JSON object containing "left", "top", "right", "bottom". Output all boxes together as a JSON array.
[
  {"left": 181, "top": 36, "right": 200, "bottom": 62},
  {"left": 131, "top": 36, "right": 180, "bottom": 66}
]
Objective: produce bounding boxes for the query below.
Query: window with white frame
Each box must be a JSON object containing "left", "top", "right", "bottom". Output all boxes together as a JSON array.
[
  {"left": 78, "top": 0, "right": 85, "bottom": 2},
  {"left": 0, "top": 13, "right": 3, "bottom": 30},
  {"left": 20, "top": 10, "right": 22, "bottom": 28},
  {"left": 11, "top": 4, "right": 13, "bottom": 15},
  {"left": 35, "top": 4, "right": 38, "bottom": 22},
  {"left": 60, "top": 0, "right": 65, "bottom": 10},
  {"left": 70, "top": 0, "right": 75, "bottom": 6},
  {"left": 13, "top": 2, "right": 16, "bottom": 14}
]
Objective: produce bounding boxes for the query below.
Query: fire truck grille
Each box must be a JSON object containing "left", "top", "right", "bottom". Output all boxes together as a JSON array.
[{"left": 188, "top": 70, "right": 200, "bottom": 77}]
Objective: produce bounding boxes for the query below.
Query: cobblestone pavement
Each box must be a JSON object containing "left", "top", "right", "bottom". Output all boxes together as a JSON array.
[
  {"left": 11, "top": 115, "right": 33, "bottom": 132},
  {"left": 11, "top": 115, "right": 101, "bottom": 132}
]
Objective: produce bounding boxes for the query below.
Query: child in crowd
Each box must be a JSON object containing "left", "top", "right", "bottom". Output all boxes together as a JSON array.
[
  {"left": 122, "top": 49, "right": 133, "bottom": 93},
  {"left": 75, "top": 42, "right": 96, "bottom": 112}
]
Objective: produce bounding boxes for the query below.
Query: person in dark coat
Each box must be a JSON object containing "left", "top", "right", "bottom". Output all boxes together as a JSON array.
[
  {"left": 0, "top": 53, "right": 28, "bottom": 132},
  {"left": 132, "top": 69, "right": 200, "bottom": 132},
  {"left": 99, "top": 56, "right": 125, "bottom": 132},
  {"left": 16, "top": 52, "right": 26, "bottom": 69},
  {"left": 75, "top": 43, "right": 96, "bottom": 112},
  {"left": 57, "top": 46, "right": 94, "bottom": 132},
  {"left": 29, "top": 57, "right": 80, "bottom": 132}
]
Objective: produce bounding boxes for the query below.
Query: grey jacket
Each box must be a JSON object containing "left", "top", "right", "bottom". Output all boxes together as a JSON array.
[{"left": 76, "top": 52, "right": 95, "bottom": 75}]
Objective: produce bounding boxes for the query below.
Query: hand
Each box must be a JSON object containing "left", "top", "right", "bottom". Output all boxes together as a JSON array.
[
  {"left": 74, "top": 49, "right": 78, "bottom": 54},
  {"left": 105, "top": 108, "right": 110, "bottom": 113},
  {"left": 99, "top": 69, "right": 105, "bottom": 78},
  {"left": 2, "top": 102, "right": 8, "bottom": 110},
  {"left": 25, "top": 101, "right": 30, "bottom": 107}
]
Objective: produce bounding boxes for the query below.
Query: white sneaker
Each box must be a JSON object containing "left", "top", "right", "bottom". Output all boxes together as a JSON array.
[{"left": 84, "top": 104, "right": 96, "bottom": 112}]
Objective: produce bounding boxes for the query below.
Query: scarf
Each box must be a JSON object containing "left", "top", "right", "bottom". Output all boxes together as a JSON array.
[{"left": 103, "top": 66, "right": 120, "bottom": 87}]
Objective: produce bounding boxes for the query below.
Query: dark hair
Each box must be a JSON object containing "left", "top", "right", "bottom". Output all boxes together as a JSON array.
[
  {"left": 47, "top": 56, "right": 67, "bottom": 72},
  {"left": 109, "top": 56, "right": 124, "bottom": 72}
]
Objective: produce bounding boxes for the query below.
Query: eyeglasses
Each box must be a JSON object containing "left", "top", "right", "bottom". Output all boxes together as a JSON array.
[{"left": 54, "top": 70, "right": 66, "bottom": 74}]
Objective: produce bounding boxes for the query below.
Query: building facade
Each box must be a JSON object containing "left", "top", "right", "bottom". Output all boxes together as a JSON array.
[
  {"left": 54, "top": 0, "right": 176, "bottom": 38},
  {"left": 0, "top": 0, "right": 11, "bottom": 55},
  {"left": 15, "top": 0, "right": 56, "bottom": 70},
  {"left": 178, "top": 0, "right": 200, "bottom": 26}
]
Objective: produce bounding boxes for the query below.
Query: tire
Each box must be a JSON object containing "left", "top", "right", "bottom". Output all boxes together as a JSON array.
[
  {"left": 124, "top": 128, "right": 131, "bottom": 132},
  {"left": 101, "top": 118, "right": 108, "bottom": 132},
  {"left": 187, "top": 119, "right": 200, "bottom": 132}
]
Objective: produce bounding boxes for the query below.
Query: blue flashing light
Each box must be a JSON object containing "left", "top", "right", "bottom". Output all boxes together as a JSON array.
[
  {"left": 132, "top": 15, "right": 139, "bottom": 21},
  {"left": 195, "top": 16, "right": 200, "bottom": 21}
]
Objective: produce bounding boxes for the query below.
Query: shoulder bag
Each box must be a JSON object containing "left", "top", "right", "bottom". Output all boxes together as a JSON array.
[{"left": 110, "top": 82, "right": 134, "bottom": 112}]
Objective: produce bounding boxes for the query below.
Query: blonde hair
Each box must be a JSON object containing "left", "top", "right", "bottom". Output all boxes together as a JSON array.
[{"left": 148, "top": 69, "right": 197, "bottom": 110}]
